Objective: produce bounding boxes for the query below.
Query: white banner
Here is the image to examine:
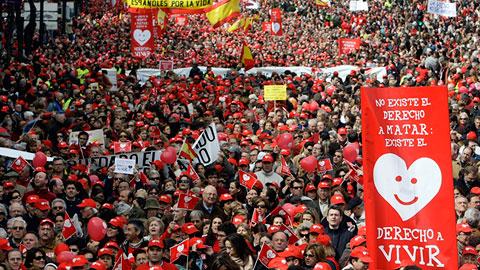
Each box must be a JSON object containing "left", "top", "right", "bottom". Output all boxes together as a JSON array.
[
  {"left": 427, "top": 0, "right": 456, "bottom": 17},
  {"left": 349, "top": 0, "right": 368, "bottom": 11},
  {"left": 0, "top": 147, "right": 54, "bottom": 161},
  {"left": 192, "top": 123, "right": 220, "bottom": 166},
  {"left": 69, "top": 129, "right": 105, "bottom": 146},
  {"left": 70, "top": 150, "right": 162, "bottom": 170}
]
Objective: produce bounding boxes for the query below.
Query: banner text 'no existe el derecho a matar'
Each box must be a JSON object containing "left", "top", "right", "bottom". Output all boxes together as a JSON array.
[{"left": 127, "top": 0, "right": 213, "bottom": 9}]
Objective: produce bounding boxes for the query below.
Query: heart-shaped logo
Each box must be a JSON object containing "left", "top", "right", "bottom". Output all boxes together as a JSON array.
[
  {"left": 133, "top": 29, "right": 151, "bottom": 46},
  {"left": 266, "top": 250, "right": 276, "bottom": 259},
  {"left": 177, "top": 244, "right": 184, "bottom": 252},
  {"left": 64, "top": 219, "right": 72, "bottom": 228},
  {"left": 15, "top": 160, "right": 21, "bottom": 165},
  {"left": 243, "top": 175, "right": 250, "bottom": 181},
  {"left": 271, "top": 22, "right": 281, "bottom": 33},
  {"left": 120, "top": 142, "right": 127, "bottom": 148},
  {"left": 279, "top": 210, "right": 286, "bottom": 216},
  {"left": 184, "top": 196, "right": 192, "bottom": 203},
  {"left": 373, "top": 153, "right": 441, "bottom": 221},
  {"left": 319, "top": 161, "right": 325, "bottom": 166}
]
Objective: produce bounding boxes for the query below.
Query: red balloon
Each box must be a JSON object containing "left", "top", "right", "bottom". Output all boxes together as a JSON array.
[
  {"left": 57, "top": 251, "right": 75, "bottom": 263},
  {"left": 300, "top": 155, "right": 317, "bottom": 173},
  {"left": 32, "top": 152, "right": 47, "bottom": 167},
  {"left": 277, "top": 133, "right": 294, "bottom": 150},
  {"left": 87, "top": 217, "right": 107, "bottom": 241},
  {"left": 343, "top": 144, "right": 358, "bottom": 163},
  {"left": 161, "top": 147, "right": 177, "bottom": 164},
  {"left": 302, "top": 103, "right": 311, "bottom": 112}
]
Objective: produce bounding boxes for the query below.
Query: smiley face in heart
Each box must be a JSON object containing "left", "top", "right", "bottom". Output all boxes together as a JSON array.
[
  {"left": 266, "top": 250, "right": 276, "bottom": 259},
  {"left": 133, "top": 29, "right": 151, "bottom": 46},
  {"left": 373, "top": 153, "right": 442, "bottom": 221}
]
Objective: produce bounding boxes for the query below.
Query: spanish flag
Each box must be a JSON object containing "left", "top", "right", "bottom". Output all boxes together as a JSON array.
[
  {"left": 240, "top": 43, "right": 254, "bottom": 71},
  {"left": 179, "top": 140, "right": 197, "bottom": 161},
  {"left": 315, "top": 0, "right": 330, "bottom": 7},
  {"left": 227, "top": 16, "right": 245, "bottom": 32},
  {"left": 205, "top": 0, "right": 241, "bottom": 28}
]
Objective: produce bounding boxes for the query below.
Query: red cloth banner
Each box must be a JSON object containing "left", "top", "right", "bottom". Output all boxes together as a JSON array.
[
  {"left": 361, "top": 86, "right": 457, "bottom": 269},
  {"left": 131, "top": 12, "right": 155, "bottom": 58},
  {"left": 337, "top": 38, "right": 361, "bottom": 55},
  {"left": 270, "top": 8, "right": 282, "bottom": 36}
]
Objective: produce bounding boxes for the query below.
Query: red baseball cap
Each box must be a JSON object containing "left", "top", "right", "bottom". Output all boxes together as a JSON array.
[
  {"left": 305, "top": 184, "right": 316, "bottom": 193},
  {"left": 310, "top": 224, "right": 324, "bottom": 235},
  {"left": 26, "top": 195, "right": 40, "bottom": 204},
  {"left": 268, "top": 257, "right": 288, "bottom": 270},
  {"left": 279, "top": 245, "right": 303, "bottom": 259},
  {"left": 159, "top": 195, "right": 172, "bottom": 204},
  {"left": 350, "top": 247, "right": 373, "bottom": 263},
  {"left": 102, "top": 203, "right": 114, "bottom": 210},
  {"left": 105, "top": 241, "right": 120, "bottom": 250},
  {"left": 322, "top": 174, "right": 333, "bottom": 181},
  {"left": 77, "top": 198, "right": 97, "bottom": 208},
  {"left": 70, "top": 255, "right": 89, "bottom": 267},
  {"left": 219, "top": 193, "right": 234, "bottom": 202},
  {"left": 109, "top": 217, "right": 124, "bottom": 228},
  {"left": 463, "top": 246, "right": 478, "bottom": 256},
  {"left": 471, "top": 187, "right": 480, "bottom": 195},
  {"left": 332, "top": 178, "right": 342, "bottom": 186},
  {"left": 148, "top": 239, "right": 164, "bottom": 248},
  {"left": 262, "top": 154, "right": 274, "bottom": 163},
  {"left": 318, "top": 181, "right": 330, "bottom": 189},
  {"left": 238, "top": 158, "right": 250, "bottom": 166},
  {"left": 350, "top": 235, "right": 366, "bottom": 249},
  {"left": 267, "top": 225, "right": 281, "bottom": 234},
  {"left": 314, "top": 262, "right": 332, "bottom": 270},
  {"left": 40, "top": 218, "right": 54, "bottom": 227},
  {"left": 459, "top": 264, "right": 478, "bottom": 270},
  {"left": 280, "top": 149, "right": 291, "bottom": 156},
  {"left": 182, "top": 223, "right": 199, "bottom": 235},
  {"left": 457, "top": 223, "right": 473, "bottom": 233},
  {"left": 90, "top": 261, "right": 106, "bottom": 270},
  {"left": 330, "top": 195, "right": 346, "bottom": 205},
  {"left": 98, "top": 248, "right": 114, "bottom": 257},
  {"left": 0, "top": 238, "right": 13, "bottom": 251},
  {"left": 232, "top": 215, "right": 246, "bottom": 225},
  {"left": 34, "top": 199, "right": 51, "bottom": 211}
]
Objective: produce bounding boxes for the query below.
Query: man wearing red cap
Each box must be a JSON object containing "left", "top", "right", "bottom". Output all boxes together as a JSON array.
[
  {"left": 23, "top": 169, "right": 56, "bottom": 202},
  {"left": 38, "top": 219, "right": 58, "bottom": 259},
  {"left": 137, "top": 239, "right": 177, "bottom": 270},
  {"left": 255, "top": 154, "right": 283, "bottom": 185},
  {"left": 343, "top": 246, "right": 372, "bottom": 270}
]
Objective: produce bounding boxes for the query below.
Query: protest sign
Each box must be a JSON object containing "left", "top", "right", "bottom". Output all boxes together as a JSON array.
[
  {"left": 127, "top": 0, "right": 213, "bottom": 10},
  {"left": 361, "top": 86, "right": 457, "bottom": 269},
  {"left": 159, "top": 60, "right": 174, "bottom": 71},
  {"left": 338, "top": 38, "right": 361, "bottom": 55},
  {"left": 264, "top": 85, "right": 287, "bottom": 101},
  {"left": 192, "top": 123, "right": 220, "bottom": 166},
  {"left": 427, "top": 0, "right": 456, "bottom": 17},
  {"left": 71, "top": 150, "right": 162, "bottom": 170},
  {"left": 349, "top": 0, "right": 368, "bottom": 11},
  {"left": 270, "top": 8, "right": 282, "bottom": 36},
  {"left": 69, "top": 129, "right": 105, "bottom": 146},
  {"left": 131, "top": 12, "right": 155, "bottom": 58},
  {"left": 114, "top": 158, "right": 136, "bottom": 174}
]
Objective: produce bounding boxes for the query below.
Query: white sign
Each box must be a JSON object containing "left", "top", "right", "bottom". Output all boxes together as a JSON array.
[
  {"left": 244, "top": 0, "right": 260, "bottom": 9},
  {"left": 349, "top": 0, "right": 368, "bottom": 11},
  {"left": 69, "top": 129, "right": 105, "bottom": 146},
  {"left": 114, "top": 158, "right": 136, "bottom": 175},
  {"left": 72, "top": 150, "right": 162, "bottom": 170},
  {"left": 427, "top": 0, "right": 456, "bottom": 17},
  {"left": 0, "top": 147, "right": 54, "bottom": 161},
  {"left": 105, "top": 69, "right": 118, "bottom": 91},
  {"left": 192, "top": 123, "right": 220, "bottom": 166}
]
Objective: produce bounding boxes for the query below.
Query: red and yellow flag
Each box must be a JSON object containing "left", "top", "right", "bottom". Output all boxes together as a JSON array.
[
  {"left": 240, "top": 43, "right": 254, "bottom": 71},
  {"left": 179, "top": 141, "right": 197, "bottom": 161},
  {"left": 205, "top": 0, "right": 240, "bottom": 28}
]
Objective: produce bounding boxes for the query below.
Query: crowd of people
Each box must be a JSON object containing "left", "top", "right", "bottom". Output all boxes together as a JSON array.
[{"left": 0, "top": 0, "right": 480, "bottom": 268}]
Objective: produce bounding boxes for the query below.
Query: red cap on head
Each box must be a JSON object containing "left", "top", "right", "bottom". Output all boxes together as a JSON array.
[
  {"left": 350, "top": 235, "right": 366, "bottom": 249},
  {"left": 330, "top": 195, "right": 346, "bottom": 205},
  {"left": 90, "top": 261, "right": 107, "bottom": 270},
  {"left": 463, "top": 246, "right": 478, "bottom": 256},
  {"left": 98, "top": 248, "right": 114, "bottom": 257},
  {"left": 310, "top": 224, "right": 324, "bottom": 234},
  {"left": 318, "top": 181, "right": 330, "bottom": 189},
  {"left": 457, "top": 223, "right": 473, "bottom": 233},
  {"left": 40, "top": 218, "right": 54, "bottom": 227},
  {"left": 34, "top": 199, "right": 51, "bottom": 211},
  {"left": 262, "top": 154, "right": 274, "bottom": 163},
  {"left": 337, "top": 128, "right": 347, "bottom": 135},
  {"left": 219, "top": 193, "right": 234, "bottom": 202},
  {"left": 159, "top": 195, "right": 172, "bottom": 204},
  {"left": 77, "top": 198, "right": 97, "bottom": 208},
  {"left": 471, "top": 187, "right": 480, "bottom": 195},
  {"left": 0, "top": 238, "right": 13, "bottom": 251},
  {"left": 350, "top": 246, "right": 373, "bottom": 263},
  {"left": 305, "top": 184, "right": 316, "bottom": 193},
  {"left": 313, "top": 262, "right": 332, "bottom": 270},
  {"left": 182, "top": 223, "right": 199, "bottom": 235},
  {"left": 70, "top": 255, "right": 89, "bottom": 267},
  {"left": 148, "top": 239, "right": 165, "bottom": 248}
]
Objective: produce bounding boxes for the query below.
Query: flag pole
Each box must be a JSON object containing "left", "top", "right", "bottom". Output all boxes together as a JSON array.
[{"left": 252, "top": 243, "right": 263, "bottom": 270}]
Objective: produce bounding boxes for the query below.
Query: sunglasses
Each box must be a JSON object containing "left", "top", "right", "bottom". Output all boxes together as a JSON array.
[
  {"left": 11, "top": 226, "right": 25, "bottom": 231},
  {"left": 300, "top": 233, "right": 309, "bottom": 238},
  {"left": 11, "top": 195, "right": 20, "bottom": 200},
  {"left": 305, "top": 253, "right": 315, "bottom": 258},
  {"left": 256, "top": 205, "right": 266, "bottom": 208}
]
